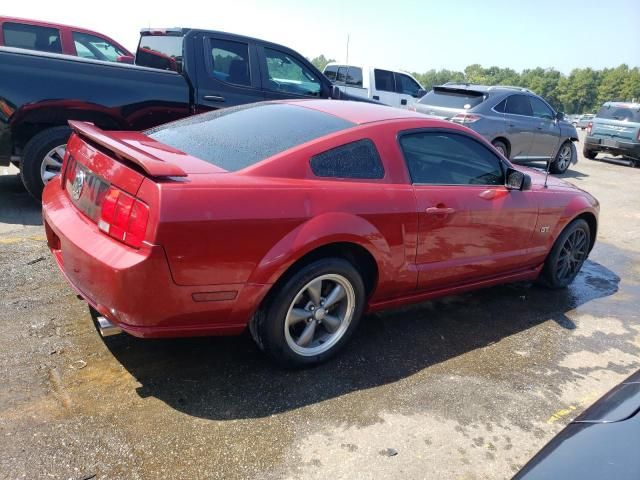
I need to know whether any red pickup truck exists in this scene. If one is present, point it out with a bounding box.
[0,16,133,63]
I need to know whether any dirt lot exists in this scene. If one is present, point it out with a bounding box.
[1,131,639,480]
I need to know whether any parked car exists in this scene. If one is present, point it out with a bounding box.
[323,63,426,109]
[567,114,580,126]
[514,369,640,480]
[0,28,366,199]
[583,102,640,164]
[0,16,133,63]
[42,100,599,367]
[577,113,595,129]
[412,84,578,173]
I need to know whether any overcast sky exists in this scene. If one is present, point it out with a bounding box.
[4,0,640,73]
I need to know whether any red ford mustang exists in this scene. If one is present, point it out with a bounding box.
[42,100,599,367]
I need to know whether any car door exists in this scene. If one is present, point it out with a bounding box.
[529,96,561,159]
[394,72,422,108]
[258,46,325,100]
[371,69,397,105]
[503,94,535,160]
[195,35,264,111]
[397,130,539,291]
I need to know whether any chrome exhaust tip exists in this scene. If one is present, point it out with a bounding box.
[95,315,122,337]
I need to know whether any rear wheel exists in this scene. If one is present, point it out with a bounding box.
[539,219,590,289]
[583,146,597,160]
[20,126,71,200]
[251,258,365,368]
[492,140,509,159]
[550,141,575,174]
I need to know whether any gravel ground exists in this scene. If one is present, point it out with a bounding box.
[1,131,639,480]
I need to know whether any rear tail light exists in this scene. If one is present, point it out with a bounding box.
[452,113,481,124]
[63,155,77,191]
[587,122,593,134]
[98,186,149,248]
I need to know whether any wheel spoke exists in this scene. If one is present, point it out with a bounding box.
[323,284,345,309]
[54,146,66,160]
[322,315,341,333]
[306,280,322,305]
[288,308,310,325]
[296,321,316,347]
[42,170,57,181]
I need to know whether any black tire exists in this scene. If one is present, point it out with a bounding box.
[251,258,366,368]
[492,140,509,159]
[549,141,575,174]
[539,219,590,289]
[20,126,71,200]
[583,146,597,160]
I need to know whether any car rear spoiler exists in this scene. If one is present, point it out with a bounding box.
[433,86,484,96]
[68,121,187,177]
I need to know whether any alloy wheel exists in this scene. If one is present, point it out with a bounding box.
[556,228,588,282]
[284,273,356,356]
[557,144,572,171]
[40,144,66,184]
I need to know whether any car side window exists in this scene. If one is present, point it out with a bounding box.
[493,98,507,113]
[336,66,347,84]
[346,67,363,87]
[72,32,126,62]
[374,69,395,92]
[529,96,555,120]
[3,22,62,54]
[323,65,338,81]
[395,73,421,97]
[504,94,533,116]
[310,139,384,180]
[209,39,251,86]
[399,131,504,186]
[264,48,321,97]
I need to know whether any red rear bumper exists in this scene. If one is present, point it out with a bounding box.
[42,176,269,338]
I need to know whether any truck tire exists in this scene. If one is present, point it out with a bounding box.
[583,146,597,160]
[20,126,71,200]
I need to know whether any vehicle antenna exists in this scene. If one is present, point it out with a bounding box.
[544,158,551,188]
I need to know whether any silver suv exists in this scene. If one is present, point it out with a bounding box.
[412,84,579,173]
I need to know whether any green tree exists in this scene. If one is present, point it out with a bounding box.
[309,54,335,72]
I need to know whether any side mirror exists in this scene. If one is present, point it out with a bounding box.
[555,111,564,121]
[415,88,427,98]
[116,55,135,64]
[506,168,531,191]
[331,85,342,99]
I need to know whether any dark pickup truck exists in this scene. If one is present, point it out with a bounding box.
[0,28,355,199]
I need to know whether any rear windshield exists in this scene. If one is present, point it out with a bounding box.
[136,34,184,71]
[596,105,640,122]
[146,103,355,171]
[418,88,486,109]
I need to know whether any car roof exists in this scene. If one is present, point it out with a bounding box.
[283,100,428,125]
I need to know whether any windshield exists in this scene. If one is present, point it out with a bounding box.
[596,105,640,122]
[418,88,486,109]
[146,103,355,171]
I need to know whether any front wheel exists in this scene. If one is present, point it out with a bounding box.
[549,141,575,174]
[251,258,365,368]
[539,219,591,289]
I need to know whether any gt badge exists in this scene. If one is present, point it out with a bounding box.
[540,226,550,233]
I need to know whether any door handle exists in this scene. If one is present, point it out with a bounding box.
[373,95,380,100]
[203,95,225,102]
[426,207,455,215]
[401,99,407,105]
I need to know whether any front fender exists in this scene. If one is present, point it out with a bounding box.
[551,194,598,246]
[248,212,391,286]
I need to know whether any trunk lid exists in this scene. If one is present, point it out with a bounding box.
[414,86,487,120]
[591,103,640,142]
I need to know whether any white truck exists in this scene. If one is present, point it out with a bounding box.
[323,63,426,109]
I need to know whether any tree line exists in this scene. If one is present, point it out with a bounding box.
[310,55,640,115]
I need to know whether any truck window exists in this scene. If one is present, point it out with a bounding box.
[395,73,421,97]
[209,39,250,86]
[374,69,394,92]
[3,22,62,54]
[336,66,347,84]
[137,34,183,72]
[263,48,321,97]
[324,65,338,81]
[346,67,363,87]
[72,32,126,62]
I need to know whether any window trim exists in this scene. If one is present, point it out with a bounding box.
[204,37,253,88]
[396,128,508,187]
[309,138,386,181]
